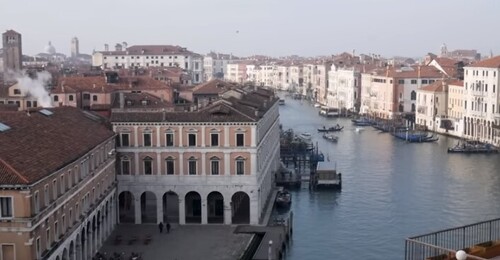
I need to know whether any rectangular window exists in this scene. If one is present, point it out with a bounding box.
[166,133,174,146]
[52,180,57,200]
[1,244,14,260]
[43,187,51,208]
[236,160,245,175]
[421,79,428,84]
[46,228,51,249]
[36,238,41,258]
[54,221,59,240]
[166,160,174,175]
[60,175,65,194]
[410,79,417,84]
[121,133,130,147]
[211,133,219,146]
[188,160,197,175]
[121,160,130,175]
[0,197,13,218]
[398,79,404,84]
[236,133,244,147]
[188,134,196,146]
[211,160,219,175]
[69,209,73,224]
[143,133,152,147]
[62,215,66,233]
[144,159,153,175]
[33,191,40,214]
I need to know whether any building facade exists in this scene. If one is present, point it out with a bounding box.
[327,67,361,111]
[111,87,281,226]
[0,107,117,260]
[92,45,204,84]
[203,52,235,81]
[2,30,22,72]
[462,56,500,146]
[415,80,448,132]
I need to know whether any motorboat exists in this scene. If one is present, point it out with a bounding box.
[448,141,499,153]
[314,103,321,108]
[298,132,312,140]
[352,117,372,126]
[322,133,338,142]
[355,127,364,133]
[279,99,285,105]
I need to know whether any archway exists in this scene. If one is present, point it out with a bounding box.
[185,191,201,223]
[207,192,224,224]
[62,248,69,260]
[162,191,179,223]
[118,191,135,223]
[96,211,101,248]
[69,240,75,260]
[231,192,250,224]
[141,191,157,223]
[56,256,60,260]
[80,228,85,260]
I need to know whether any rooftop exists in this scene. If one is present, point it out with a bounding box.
[467,56,500,68]
[98,45,201,57]
[0,107,115,185]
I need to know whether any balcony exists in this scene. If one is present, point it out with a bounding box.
[405,218,500,260]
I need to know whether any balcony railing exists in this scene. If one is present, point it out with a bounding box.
[405,218,500,260]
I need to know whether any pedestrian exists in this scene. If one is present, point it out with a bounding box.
[158,222,164,233]
[166,222,171,233]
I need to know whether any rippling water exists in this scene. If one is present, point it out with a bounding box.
[278,97,500,260]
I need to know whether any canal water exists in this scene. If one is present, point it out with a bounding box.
[278,96,500,260]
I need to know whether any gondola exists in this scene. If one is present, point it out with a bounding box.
[317,125,344,132]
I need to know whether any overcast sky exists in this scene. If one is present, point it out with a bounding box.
[1,0,499,58]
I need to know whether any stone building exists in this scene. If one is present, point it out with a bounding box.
[0,107,117,260]
[110,86,281,226]
[2,30,22,72]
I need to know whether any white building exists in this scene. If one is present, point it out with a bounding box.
[462,56,500,146]
[415,80,449,132]
[327,66,361,111]
[203,52,235,81]
[447,80,465,136]
[92,45,204,84]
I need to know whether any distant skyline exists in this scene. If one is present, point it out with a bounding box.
[1,0,499,58]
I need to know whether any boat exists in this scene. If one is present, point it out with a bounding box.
[279,99,285,105]
[276,190,292,208]
[355,127,364,133]
[448,141,499,154]
[352,117,372,126]
[319,107,340,117]
[314,103,321,108]
[314,162,342,189]
[322,133,338,142]
[392,131,439,143]
[298,132,312,140]
[317,125,344,132]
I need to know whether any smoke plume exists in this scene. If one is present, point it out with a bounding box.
[7,70,53,108]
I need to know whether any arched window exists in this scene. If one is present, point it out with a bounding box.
[410,91,416,101]
[143,156,153,175]
[235,156,245,175]
[210,156,220,175]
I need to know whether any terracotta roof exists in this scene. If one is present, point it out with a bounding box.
[99,45,199,56]
[53,75,171,94]
[447,79,464,87]
[192,79,236,95]
[111,92,173,109]
[111,88,278,123]
[3,30,19,35]
[467,56,500,68]
[420,80,446,92]
[0,107,115,185]
[370,65,444,78]
[433,57,458,67]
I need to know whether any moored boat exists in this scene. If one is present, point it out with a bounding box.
[448,141,499,154]
[298,132,312,140]
[351,117,372,126]
[322,133,338,142]
[279,99,285,105]
[276,190,292,208]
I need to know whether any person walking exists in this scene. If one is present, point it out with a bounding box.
[158,222,164,233]
[166,222,171,233]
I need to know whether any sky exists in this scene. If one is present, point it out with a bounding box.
[1,0,499,58]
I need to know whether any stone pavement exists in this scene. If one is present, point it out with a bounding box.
[99,224,253,260]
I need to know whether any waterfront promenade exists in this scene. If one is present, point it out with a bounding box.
[100,224,253,260]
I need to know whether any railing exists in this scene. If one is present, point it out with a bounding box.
[405,218,500,260]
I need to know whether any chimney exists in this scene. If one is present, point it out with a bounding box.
[115,44,122,51]
[104,44,109,51]
[119,92,124,109]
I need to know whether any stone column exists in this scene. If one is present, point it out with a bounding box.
[201,126,206,147]
[224,152,230,175]
[156,152,162,175]
[224,200,232,225]
[224,126,229,147]
[201,152,206,176]
[201,198,208,224]
[250,198,259,225]
[87,228,92,260]
[179,198,186,225]
[134,197,142,224]
[157,193,164,223]
[179,153,184,175]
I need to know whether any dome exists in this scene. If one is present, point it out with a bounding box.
[44,41,56,55]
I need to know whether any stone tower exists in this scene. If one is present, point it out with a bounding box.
[2,30,22,72]
[71,37,79,58]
